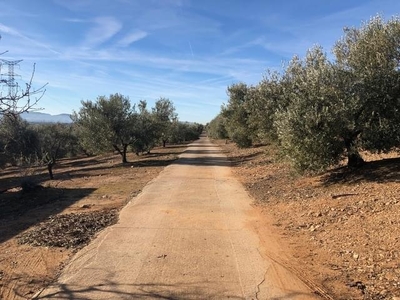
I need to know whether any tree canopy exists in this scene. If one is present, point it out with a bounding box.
[72,93,137,163]
[152,97,177,147]
[212,15,400,172]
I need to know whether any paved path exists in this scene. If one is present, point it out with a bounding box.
[38,136,320,299]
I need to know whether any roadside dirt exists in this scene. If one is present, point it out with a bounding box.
[217,140,400,300]
[2,139,399,300]
[0,145,186,300]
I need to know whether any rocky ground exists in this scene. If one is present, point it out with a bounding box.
[217,140,400,300]
[0,145,186,300]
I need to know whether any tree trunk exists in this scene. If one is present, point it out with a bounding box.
[113,145,128,163]
[122,144,128,163]
[162,139,167,148]
[344,136,365,168]
[347,152,365,168]
[47,163,54,180]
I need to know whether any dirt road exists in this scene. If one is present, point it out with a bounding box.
[36,136,320,299]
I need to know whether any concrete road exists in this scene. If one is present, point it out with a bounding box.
[37,136,320,299]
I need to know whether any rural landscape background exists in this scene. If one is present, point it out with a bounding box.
[1,1,400,299]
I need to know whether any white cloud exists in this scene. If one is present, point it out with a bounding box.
[118,30,148,47]
[0,22,22,36]
[0,22,61,55]
[222,37,269,56]
[53,46,268,83]
[63,18,89,23]
[84,16,122,47]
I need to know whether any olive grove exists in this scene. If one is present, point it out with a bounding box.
[211,16,400,172]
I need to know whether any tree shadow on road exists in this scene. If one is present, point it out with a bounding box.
[183,149,223,155]
[175,156,232,167]
[34,280,242,300]
[184,144,216,148]
[33,279,320,300]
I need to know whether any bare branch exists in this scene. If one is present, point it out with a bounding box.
[0,59,47,116]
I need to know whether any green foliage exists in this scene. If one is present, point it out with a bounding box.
[131,100,158,155]
[1,90,193,176]
[212,15,400,172]
[152,97,177,147]
[72,93,137,163]
[231,127,252,148]
[73,95,186,157]
[245,72,286,143]
[0,115,40,165]
[185,122,203,141]
[274,46,345,172]
[34,123,77,179]
[222,82,254,146]
[207,114,228,139]
[333,15,400,155]
[0,115,79,178]
[169,121,202,144]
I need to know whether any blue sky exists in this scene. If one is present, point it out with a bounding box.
[0,0,399,124]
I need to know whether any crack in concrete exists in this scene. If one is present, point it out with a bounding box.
[255,268,268,300]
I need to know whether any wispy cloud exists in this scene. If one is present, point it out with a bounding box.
[0,22,61,55]
[63,18,90,23]
[0,22,20,36]
[54,46,268,81]
[118,30,148,47]
[222,37,267,56]
[188,41,194,57]
[84,16,122,47]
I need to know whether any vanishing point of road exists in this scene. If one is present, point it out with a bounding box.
[37,135,321,300]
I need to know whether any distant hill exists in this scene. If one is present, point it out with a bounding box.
[21,112,72,123]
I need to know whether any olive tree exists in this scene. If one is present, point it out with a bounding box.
[210,15,400,172]
[275,16,400,172]
[72,93,137,163]
[169,121,202,144]
[152,97,177,147]
[207,114,228,139]
[35,123,78,179]
[0,115,39,165]
[0,117,78,179]
[275,46,345,172]
[131,100,159,155]
[221,82,253,147]
[333,15,400,165]
[245,71,289,143]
